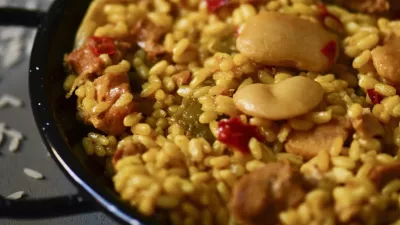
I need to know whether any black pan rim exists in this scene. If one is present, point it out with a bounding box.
[27,0,156,224]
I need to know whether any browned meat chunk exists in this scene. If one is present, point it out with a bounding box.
[67,37,131,77]
[80,72,134,136]
[371,36,400,84]
[230,162,306,225]
[352,113,384,138]
[94,72,131,103]
[369,162,400,188]
[91,102,134,136]
[285,120,349,160]
[132,19,167,59]
[172,70,191,86]
[112,141,146,165]
[66,47,103,76]
[329,0,389,13]
[112,41,132,63]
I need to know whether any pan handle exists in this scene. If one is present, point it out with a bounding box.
[0,7,45,27]
[0,194,100,219]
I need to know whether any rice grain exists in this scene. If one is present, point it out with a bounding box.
[0,94,23,108]
[5,128,23,140]
[6,191,25,200]
[23,168,44,180]
[8,137,20,152]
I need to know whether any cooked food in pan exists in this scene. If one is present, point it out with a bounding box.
[63,0,400,224]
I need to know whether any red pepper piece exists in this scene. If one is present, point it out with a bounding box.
[321,40,337,65]
[87,36,117,57]
[218,117,264,154]
[317,3,343,28]
[367,89,384,104]
[206,0,231,12]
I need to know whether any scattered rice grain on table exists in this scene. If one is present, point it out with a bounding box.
[23,168,44,180]
[0,94,25,151]
[0,122,24,152]
[6,191,25,200]
[63,0,400,224]
[8,137,21,152]
[1,38,23,69]
[5,128,24,140]
[0,94,23,108]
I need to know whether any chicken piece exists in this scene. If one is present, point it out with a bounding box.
[329,0,389,13]
[371,36,400,84]
[66,46,103,76]
[110,41,132,63]
[90,102,134,136]
[132,19,168,59]
[369,162,400,188]
[94,71,131,103]
[67,36,132,78]
[80,72,134,136]
[172,70,191,86]
[352,113,384,138]
[230,162,306,225]
[112,141,146,165]
[285,120,349,160]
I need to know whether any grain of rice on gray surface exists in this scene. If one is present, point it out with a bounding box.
[0,126,25,152]
[6,191,25,200]
[5,128,24,140]
[0,94,23,108]
[0,98,6,108]
[0,27,25,41]
[23,168,44,180]
[8,138,21,152]
[1,38,23,69]
[0,94,24,151]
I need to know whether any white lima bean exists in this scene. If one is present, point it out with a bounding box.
[233,76,324,120]
[236,11,339,73]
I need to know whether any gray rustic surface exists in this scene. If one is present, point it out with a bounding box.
[0,0,118,224]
